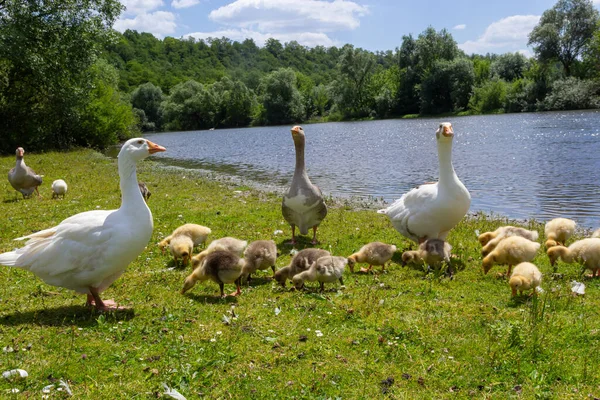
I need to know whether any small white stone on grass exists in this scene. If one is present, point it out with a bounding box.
[2,369,28,380]
[163,383,187,400]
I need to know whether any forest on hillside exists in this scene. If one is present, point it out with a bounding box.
[1,0,600,153]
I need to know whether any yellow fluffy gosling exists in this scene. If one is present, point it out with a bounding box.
[274,248,330,287]
[241,240,278,282]
[544,218,576,248]
[169,235,194,266]
[509,262,542,297]
[347,242,397,273]
[292,255,347,291]
[181,250,245,297]
[547,238,600,277]
[482,236,540,275]
[480,226,539,256]
[159,224,211,254]
[402,239,452,269]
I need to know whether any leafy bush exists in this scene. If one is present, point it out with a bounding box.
[542,77,600,110]
[468,79,507,114]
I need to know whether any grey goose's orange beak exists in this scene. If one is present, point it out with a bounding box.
[147,140,166,154]
[291,125,302,135]
[442,124,454,137]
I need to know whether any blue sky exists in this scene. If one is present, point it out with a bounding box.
[115,0,600,56]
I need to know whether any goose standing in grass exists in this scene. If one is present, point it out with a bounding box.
[0,138,166,311]
[181,250,244,297]
[509,262,542,297]
[292,255,347,291]
[274,248,330,287]
[347,242,397,273]
[378,123,470,244]
[51,179,68,199]
[282,126,327,244]
[544,218,576,248]
[8,147,43,198]
[482,236,540,276]
[547,238,600,277]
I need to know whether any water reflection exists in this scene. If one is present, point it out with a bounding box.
[131,110,600,227]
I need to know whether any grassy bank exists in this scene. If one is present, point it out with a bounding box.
[0,149,599,399]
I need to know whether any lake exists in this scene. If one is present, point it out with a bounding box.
[143,110,600,228]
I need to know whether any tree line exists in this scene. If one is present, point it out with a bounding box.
[1,0,600,154]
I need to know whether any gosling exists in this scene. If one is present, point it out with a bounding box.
[51,179,68,199]
[509,262,542,297]
[402,239,452,269]
[482,236,540,276]
[159,224,212,254]
[241,240,278,282]
[480,226,539,256]
[547,238,600,277]
[544,218,576,249]
[347,242,397,273]
[169,235,194,266]
[192,236,248,269]
[274,248,330,287]
[181,250,245,297]
[292,255,347,291]
[138,182,151,202]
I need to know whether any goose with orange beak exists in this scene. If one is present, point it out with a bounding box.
[282,126,328,244]
[0,138,166,311]
[378,122,470,244]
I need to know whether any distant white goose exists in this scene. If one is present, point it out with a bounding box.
[0,138,166,311]
[282,125,327,244]
[378,122,470,243]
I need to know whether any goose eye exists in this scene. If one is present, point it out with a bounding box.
[137,140,144,145]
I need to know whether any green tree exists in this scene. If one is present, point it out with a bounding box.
[257,68,304,125]
[420,58,474,114]
[160,80,216,131]
[490,53,530,81]
[528,0,599,76]
[131,82,165,130]
[330,45,376,118]
[211,77,256,128]
[0,0,125,153]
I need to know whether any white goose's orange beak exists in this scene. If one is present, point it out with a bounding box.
[147,140,166,154]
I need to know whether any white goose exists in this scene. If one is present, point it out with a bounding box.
[378,123,470,243]
[0,138,166,311]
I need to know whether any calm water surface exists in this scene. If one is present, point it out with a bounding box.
[144,110,600,228]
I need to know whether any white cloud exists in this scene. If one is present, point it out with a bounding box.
[453,24,466,30]
[114,11,177,37]
[171,0,200,9]
[185,29,338,47]
[119,0,163,15]
[208,0,369,33]
[459,15,540,55]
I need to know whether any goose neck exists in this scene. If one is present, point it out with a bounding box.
[118,155,147,213]
[437,140,458,184]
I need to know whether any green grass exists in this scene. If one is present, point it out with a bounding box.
[0,149,599,399]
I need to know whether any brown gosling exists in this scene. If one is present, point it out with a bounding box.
[274,248,330,287]
[292,255,347,291]
[138,182,151,202]
[544,218,576,249]
[482,236,540,276]
[480,226,539,256]
[347,242,397,273]
[192,237,248,269]
[402,239,452,269]
[181,250,245,297]
[158,224,212,254]
[509,262,542,297]
[547,238,600,277]
[241,240,278,282]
